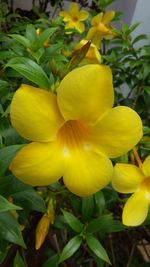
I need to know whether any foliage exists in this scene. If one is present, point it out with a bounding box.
[0,0,150,266]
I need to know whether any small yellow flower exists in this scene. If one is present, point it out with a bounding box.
[86,10,115,48]
[9,65,142,197]
[112,155,150,226]
[75,40,101,65]
[59,2,89,33]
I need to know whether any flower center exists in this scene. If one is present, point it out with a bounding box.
[72,16,78,22]
[57,120,91,154]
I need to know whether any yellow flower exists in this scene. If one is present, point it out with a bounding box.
[9,65,142,197]
[75,40,101,65]
[112,155,150,226]
[86,11,115,48]
[59,2,89,33]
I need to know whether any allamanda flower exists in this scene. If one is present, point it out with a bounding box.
[112,155,150,226]
[86,10,115,48]
[10,64,142,197]
[59,2,89,33]
[75,40,101,65]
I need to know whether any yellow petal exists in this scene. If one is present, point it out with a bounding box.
[10,84,64,142]
[9,141,66,186]
[142,155,150,177]
[69,3,79,15]
[78,10,89,21]
[86,27,96,40]
[92,106,143,158]
[63,149,113,197]
[75,21,85,33]
[57,65,114,123]
[59,11,71,21]
[102,11,115,24]
[91,13,103,26]
[65,21,76,30]
[122,190,149,226]
[112,163,145,193]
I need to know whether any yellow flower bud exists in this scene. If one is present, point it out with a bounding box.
[35,214,51,250]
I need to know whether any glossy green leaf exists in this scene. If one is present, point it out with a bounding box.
[25,24,37,47]
[144,86,150,95]
[0,175,32,198]
[62,209,83,233]
[86,234,111,264]
[94,191,106,216]
[5,57,51,89]
[42,254,59,267]
[0,195,22,213]
[82,195,94,220]
[9,34,31,48]
[13,251,26,267]
[0,145,23,176]
[59,235,82,263]
[0,240,9,264]
[86,214,125,233]
[13,189,46,213]
[0,212,26,248]
[37,27,57,48]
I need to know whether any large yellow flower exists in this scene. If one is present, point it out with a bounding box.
[86,11,115,48]
[112,156,150,226]
[9,65,142,197]
[59,2,89,33]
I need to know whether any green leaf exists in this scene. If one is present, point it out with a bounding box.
[133,34,148,44]
[25,24,37,47]
[144,86,150,95]
[86,214,125,233]
[9,34,31,48]
[86,234,111,264]
[82,195,94,220]
[6,57,51,89]
[94,191,106,216]
[0,212,26,248]
[0,175,32,198]
[37,27,57,48]
[59,235,82,263]
[0,145,23,176]
[42,253,59,267]
[0,195,22,213]
[62,209,83,233]
[0,240,9,264]
[13,251,26,267]
[13,189,46,213]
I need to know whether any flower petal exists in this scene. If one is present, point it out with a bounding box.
[79,10,89,21]
[59,11,71,21]
[63,149,113,197]
[69,3,79,15]
[10,84,64,142]
[75,21,85,33]
[102,11,115,24]
[142,155,150,177]
[112,163,145,193]
[57,65,114,123]
[91,13,103,26]
[9,141,66,186]
[86,27,96,40]
[92,106,143,158]
[122,190,149,226]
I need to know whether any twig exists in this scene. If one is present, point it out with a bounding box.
[109,234,116,267]
[125,245,135,267]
